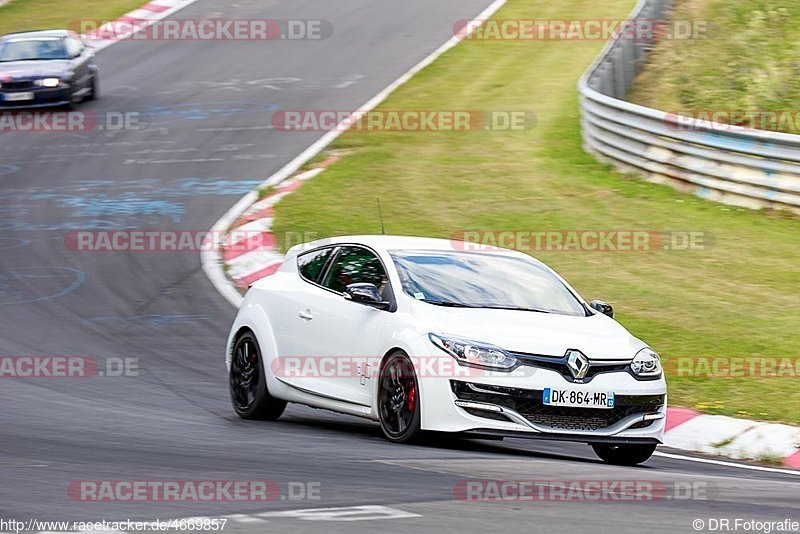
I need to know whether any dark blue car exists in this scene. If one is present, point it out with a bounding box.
[0,30,98,109]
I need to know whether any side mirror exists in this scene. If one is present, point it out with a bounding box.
[590,300,614,318]
[344,283,390,310]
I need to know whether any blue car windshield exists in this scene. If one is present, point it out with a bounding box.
[0,39,68,61]
[389,250,587,316]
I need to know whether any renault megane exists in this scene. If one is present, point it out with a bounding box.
[226,235,666,465]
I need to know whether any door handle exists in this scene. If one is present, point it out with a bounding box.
[298,310,314,321]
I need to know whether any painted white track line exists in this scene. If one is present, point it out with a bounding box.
[200,0,510,308]
[654,451,800,476]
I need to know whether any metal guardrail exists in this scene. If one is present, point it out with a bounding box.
[578,0,800,212]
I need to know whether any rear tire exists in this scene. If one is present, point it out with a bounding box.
[591,443,657,466]
[229,331,286,420]
[378,351,421,443]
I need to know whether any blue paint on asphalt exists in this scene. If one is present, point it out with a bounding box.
[0,219,135,231]
[0,237,30,250]
[0,266,86,305]
[1,178,264,229]
[83,314,209,326]
[143,101,279,122]
[58,196,185,223]
[0,164,21,177]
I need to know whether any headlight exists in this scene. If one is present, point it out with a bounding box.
[429,333,517,370]
[35,78,61,87]
[631,348,662,378]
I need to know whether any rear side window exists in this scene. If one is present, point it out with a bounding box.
[321,246,388,294]
[297,247,334,283]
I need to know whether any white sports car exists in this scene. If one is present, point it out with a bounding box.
[226,235,667,465]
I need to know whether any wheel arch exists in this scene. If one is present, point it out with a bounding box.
[370,346,415,421]
[229,325,255,355]
[225,297,279,370]
[226,301,288,400]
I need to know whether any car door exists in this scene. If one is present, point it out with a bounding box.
[291,245,396,407]
[266,245,336,365]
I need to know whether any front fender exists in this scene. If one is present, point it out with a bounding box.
[368,331,441,423]
[225,291,289,400]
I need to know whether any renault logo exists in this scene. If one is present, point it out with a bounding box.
[565,350,590,380]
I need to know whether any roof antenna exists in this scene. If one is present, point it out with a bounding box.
[376,197,386,235]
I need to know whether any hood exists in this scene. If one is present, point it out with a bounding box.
[413,302,647,360]
[0,60,71,79]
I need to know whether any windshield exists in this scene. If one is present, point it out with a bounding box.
[0,39,68,62]
[390,250,587,316]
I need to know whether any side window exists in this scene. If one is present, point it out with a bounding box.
[322,246,388,294]
[297,247,334,284]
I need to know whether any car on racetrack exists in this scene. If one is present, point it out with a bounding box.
[226,235,667,465]
[0,30,98,109]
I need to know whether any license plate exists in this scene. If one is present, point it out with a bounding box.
[2,92,34,102]
[543,388,615,409]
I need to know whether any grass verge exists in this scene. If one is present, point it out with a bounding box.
[271,0,800,424]
[629,0,800,133]
[0,0,146,36]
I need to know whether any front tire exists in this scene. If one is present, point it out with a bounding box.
[229,331,286,420]
[87,74,98,101]
[64,89,78,110]
[591,443,657,466]
[378,352,421,443]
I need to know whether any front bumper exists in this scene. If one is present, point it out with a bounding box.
[418,366,667,444]
[451,380,664,443]
[0,87,71,110]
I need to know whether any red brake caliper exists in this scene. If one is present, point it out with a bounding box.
[406,381,416,412]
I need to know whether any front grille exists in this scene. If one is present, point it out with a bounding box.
[511,351,630,383]
[521,404,656,431]
[1,81,34,90]
[451,380,663,431]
